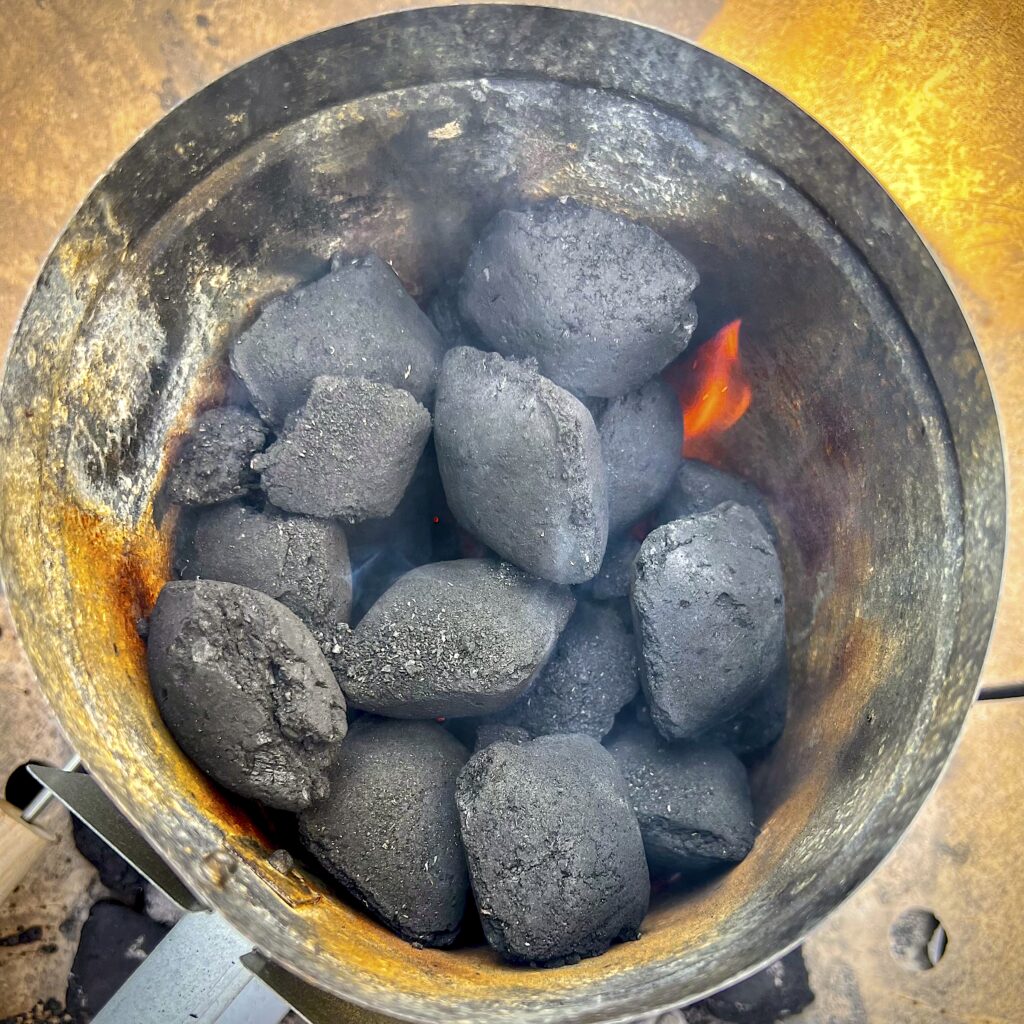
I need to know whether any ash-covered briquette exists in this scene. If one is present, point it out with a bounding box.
[230,254,445,423]
[298,718,469,947]
[459,202,698,398]
[598,379,683,533]
[702,658,789,755]
[175,500,352,634]
[427,283,477,349]
[473,722,531,753]
[456,734,650,967]
[326,558,575,718]
[632,503,785,742]
[165,406,267,506]
[606,721,757,872]
[146,580,347,812]
[658,458,775,539]
[494,602,639,740]
[253,375,431,522]
[583,532,642,601]
[434,346,608,584]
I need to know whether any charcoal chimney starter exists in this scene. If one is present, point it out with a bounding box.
[0,6,1004,1022]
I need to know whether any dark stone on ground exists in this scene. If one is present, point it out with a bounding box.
[164,406,267,506]
[598,379,682,533]
[698,948,814,1024]
[325,559,574,718]
[582,532,642,601]
[701,659,789,755]
[606,721,756,872]
[459,201,698,397]
[434,346,608,584]
[298,718,469,947]
[176,500,352,633]
[147,579,347,811]
[71,816,145,906]
[494,601,639,740]
[632,504,785,741]
[456,733,649,967]
[231,254,445,423]
[253,375,431,522]
[658,459,775,539]
[65,901,169,1024]
[473,722,530,752]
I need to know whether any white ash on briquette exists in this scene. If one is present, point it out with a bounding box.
[607,721,757,873]
[149,201,790,968]
[484,600,639,741]
[176,499,352,634]
[324,558,575,719]
[459,201,699,397]
[298,718,469,948]
[230,253,445,423]
[632,502,786,743]
[597,377,683,533]
[456,734,650,966]
[146,579,347,812]
[164,405,268,506]
[253,374,431,522]
[433,345,608,584]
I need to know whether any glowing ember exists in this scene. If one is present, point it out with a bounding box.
[666,319,751,456]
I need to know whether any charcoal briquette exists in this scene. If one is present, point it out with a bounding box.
[456,734,649,966]
[253,375,431,522]
[231,254,444,423]
[459,202,698,397]
[598,378,683,532]
[434,346,608,584]
[632,503,785,741]
[658,458,775,538]
[427,282,477,349]
[165,406,267,506]
[606,721,757,872]
[701,658,789,755]
[147,579,347,811]
[494,601,639,740]
[176,500,352,633]
[327,558,575,718]
[298,718,469,947]
[583,532,642,601]
[473,722,531,753]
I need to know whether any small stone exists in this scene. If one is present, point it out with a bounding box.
[298,718,469,947]
[598,379,683,532]
[231,254,444,423]
[456,734,649,966]
[658,459,775,539]
[427,282,477,349]
[327,559,575,718]
[606,721,757,872]
[147,580,347,811]
[177,500,352,633]
[253,375,431,522]
[632,504,785,741]
[165,406,267,506]
[268,849,295,875]
[459,202,698,397]
[700,948,814,1023]
[434,346,607,584]
[494,602,639,740]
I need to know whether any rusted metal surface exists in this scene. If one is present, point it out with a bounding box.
[0,8,1004,1022]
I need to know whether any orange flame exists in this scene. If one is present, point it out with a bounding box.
[668,319,751,456]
